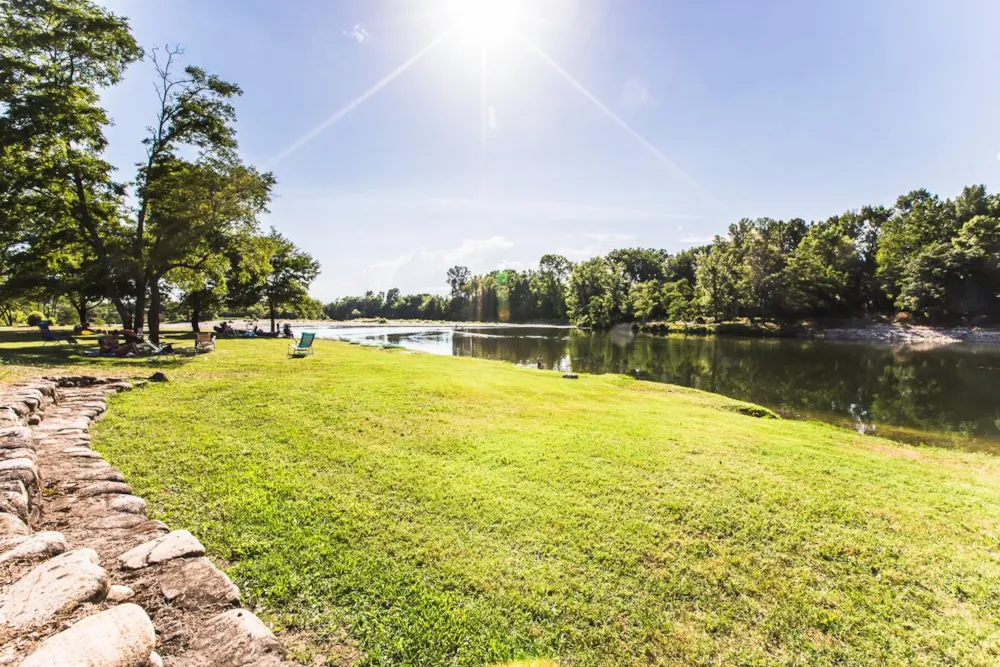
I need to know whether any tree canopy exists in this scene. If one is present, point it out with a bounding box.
[325,184,1000,327]
[1,0,319,335]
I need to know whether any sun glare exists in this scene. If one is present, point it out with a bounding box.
[447,0,522,48]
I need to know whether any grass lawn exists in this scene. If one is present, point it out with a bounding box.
[2,328,1000,665]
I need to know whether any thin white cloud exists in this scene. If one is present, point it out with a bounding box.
[584,232,635,244]
[368,237,515,292]
[680,235,714,245]
[621,77,659,111]
[343,24,369,43]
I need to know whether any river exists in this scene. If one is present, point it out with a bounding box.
[304,325,1000,453]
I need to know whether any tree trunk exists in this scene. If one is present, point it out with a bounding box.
[269,299,276,334]
[147,279,161,344]
[134,278,146,333]
[74,296,88,327]
[191,295,201,333]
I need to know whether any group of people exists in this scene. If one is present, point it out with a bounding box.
[90,329,173,357]
[212,321,295,339]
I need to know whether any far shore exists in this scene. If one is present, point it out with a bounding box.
[161,319,577,331]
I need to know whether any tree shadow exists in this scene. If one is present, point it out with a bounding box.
[0,329,196,374]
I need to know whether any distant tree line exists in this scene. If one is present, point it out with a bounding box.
[0,0,320,339]
[325,185,1000,327]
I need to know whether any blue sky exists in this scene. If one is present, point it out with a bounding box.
[99,0,1000,299]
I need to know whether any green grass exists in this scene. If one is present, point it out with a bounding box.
[2,329,1000,665]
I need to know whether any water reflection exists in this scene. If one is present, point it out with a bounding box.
[306,326,1000,453]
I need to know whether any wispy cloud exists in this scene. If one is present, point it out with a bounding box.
[680,235,714,245]
[343,24,369,43]
[561,232,636,259]
[584,232,635,244]
[368,236,515,291]
[620,77,659,111]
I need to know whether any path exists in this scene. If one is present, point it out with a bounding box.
[0,376,299,666]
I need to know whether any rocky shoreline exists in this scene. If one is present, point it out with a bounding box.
[812,324,1000,346]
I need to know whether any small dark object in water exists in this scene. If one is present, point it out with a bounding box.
[149,372,168,383]
[563,373,579,380]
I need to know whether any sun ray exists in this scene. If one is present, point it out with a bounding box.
[480,46,488,198]
[515,32,723,209]
[263,31,452,168]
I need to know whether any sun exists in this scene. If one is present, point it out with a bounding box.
[446,0,522,48]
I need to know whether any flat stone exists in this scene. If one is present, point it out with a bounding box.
[73,467,127,483]
[181,609,287,667]
[57,494,146,521]
[0,490,28,522]
[0,549,108,639]
[0,532,67,564]
[0,427,32,449]
[65,448,104,459]
[0,457,39,486]
[77,481,133,498]
[84,513,152,530]
[108,494,146,514]
[119,530,204,570]
[160,557,240,610]
[0,513,29,537]
[0,448,36,462]
[107,584,135,602]
[18,602,155,667]
[36,416,91,431]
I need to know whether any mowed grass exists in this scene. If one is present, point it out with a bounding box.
[3,331,1000,665]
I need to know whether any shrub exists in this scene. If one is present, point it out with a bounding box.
[26,311,46,326]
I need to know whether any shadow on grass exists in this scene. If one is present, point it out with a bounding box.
[0,329,197,374]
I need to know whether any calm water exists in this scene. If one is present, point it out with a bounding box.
[306,325,1000,453]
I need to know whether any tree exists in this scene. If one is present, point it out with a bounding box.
[566,257,620,327]
[261,230,320,333]
[532,254,572,321]
[629,281,663,323]
[1,0,142,326]
[695,238,740,321]
[141,151,275,341]
[783,222,859,317]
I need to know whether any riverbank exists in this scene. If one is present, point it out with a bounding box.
[0,331,998,665]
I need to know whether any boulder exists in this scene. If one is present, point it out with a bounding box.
[159,557,240,610]
[0,548,108,639]
[178,609,286,667]
[0,513,29,538]
[17,603,156,667]
[119,530,204,570]
[0,458,39,492]
[0,427,32,450]
[0,531,67,564]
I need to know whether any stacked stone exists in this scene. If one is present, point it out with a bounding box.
[0,377,300,667]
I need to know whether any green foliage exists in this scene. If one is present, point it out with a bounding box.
[26,311,45,326]
[261,229,320,331]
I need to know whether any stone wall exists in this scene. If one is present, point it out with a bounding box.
[0,376,300,667]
